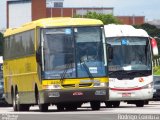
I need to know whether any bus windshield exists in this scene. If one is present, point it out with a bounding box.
[107,37,151,73]
[42,27,106,79]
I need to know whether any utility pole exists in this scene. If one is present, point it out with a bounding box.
[49,1,54,17]
[132,14,135,25]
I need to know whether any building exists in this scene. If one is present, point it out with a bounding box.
[6,0,145,28]
[7,0,113,28]
[117,16,145,25]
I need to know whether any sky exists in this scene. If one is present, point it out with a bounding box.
[0,0,160,29]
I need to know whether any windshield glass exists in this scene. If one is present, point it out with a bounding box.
[42,27,106,79]
[107,37,152,78]
[42,28,75,79]
[75,27,106,78]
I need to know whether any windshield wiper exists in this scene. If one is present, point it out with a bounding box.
[80,60,94,79]
[60,63,72,82]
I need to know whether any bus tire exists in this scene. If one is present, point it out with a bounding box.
[39,104,48,112]
[15,89,29,111]
[65,105,78,111]
[144,100,149,105]
[90,101,100,110]
[112,101,120,108]
[57,105,65,111]
[20,105,30,111]
[15,90,21,111]
[35,84,38,105]
[37,92,48,112]
[12,88,18,111]
[136,101,144,107]
[105,101,112,108]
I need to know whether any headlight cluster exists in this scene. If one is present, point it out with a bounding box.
[142,82,153,89]
[93,80,107,87]
[43,84,61,90]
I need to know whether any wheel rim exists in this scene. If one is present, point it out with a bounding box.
[37,94,41,108]
[13,92,19,111]
[16,93,20,110]
[16,94,19,105]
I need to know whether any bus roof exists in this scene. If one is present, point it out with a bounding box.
[4,18,103,37]
[104,24,149,37]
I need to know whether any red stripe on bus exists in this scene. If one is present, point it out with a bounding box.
[110,87,142,91]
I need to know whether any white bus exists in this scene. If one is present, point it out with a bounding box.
[105,24,158,107]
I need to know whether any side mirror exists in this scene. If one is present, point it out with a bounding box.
[107,44,113,62]
[150,37,158,56]
[36,48,42,65]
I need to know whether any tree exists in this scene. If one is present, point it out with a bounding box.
[134,23,160,38]
[0,32,3,55]
[75,12,121,25]
[134,23,160,56]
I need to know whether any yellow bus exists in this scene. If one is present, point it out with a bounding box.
[3,18,109,111]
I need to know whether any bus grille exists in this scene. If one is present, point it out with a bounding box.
[62,83,92,88]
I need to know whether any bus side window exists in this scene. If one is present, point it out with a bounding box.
[107,44,113,61]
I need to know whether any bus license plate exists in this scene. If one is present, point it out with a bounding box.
[122,93,131,97]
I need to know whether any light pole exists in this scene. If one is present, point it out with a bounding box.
[49,1,54,17]
[132,14,135,25]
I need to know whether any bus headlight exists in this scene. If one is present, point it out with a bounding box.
[142,82,153,89]
[43,84,61,90]
[93,82,107,87]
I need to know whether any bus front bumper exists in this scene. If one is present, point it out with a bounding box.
[39,88,108,104]
[109,88,153,101]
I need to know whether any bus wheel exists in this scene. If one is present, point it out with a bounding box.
[12,90,18,111]
[112,101,120,108]
[65,105,78,111]
[21,105,30,111]
[57,105,65,111]
[90,101,100,110]
[136,101,144,107]
[15,91,21,111]
[144,100,149,105]
[39,104,48,112]
[105,101,112,108]
[37,93,48,112]
[15,90,29,111]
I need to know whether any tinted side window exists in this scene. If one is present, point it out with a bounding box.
[4,30,35,59]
